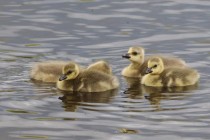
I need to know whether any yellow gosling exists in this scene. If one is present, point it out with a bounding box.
[87,60,112,75]
[141,57,200,87]
[121,46,186,78]
[30,60,112,83]
[30,61,68,83]
[56,62,119,92]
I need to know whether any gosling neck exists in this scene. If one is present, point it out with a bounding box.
[140,51,145,65]
[129,61,142,69]
[130,54,145,68]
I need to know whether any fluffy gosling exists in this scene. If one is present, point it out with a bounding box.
[141,57,200,87]
[30,61,68,83]
[121,46,186,78]
[30,60,112,83]
[87,60,112,75]
[56,62,119,92]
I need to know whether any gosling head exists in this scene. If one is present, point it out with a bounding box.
[59,62,80,81]
[146,57,164,75]
[122,46,145,64]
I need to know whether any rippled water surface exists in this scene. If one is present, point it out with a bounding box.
[1,0,210,139]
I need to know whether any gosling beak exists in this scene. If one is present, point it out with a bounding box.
[145,67,153,74]
[122,53,131,59]
[59,74,67,81]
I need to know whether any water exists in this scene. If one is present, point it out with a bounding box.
[0,0,210,139]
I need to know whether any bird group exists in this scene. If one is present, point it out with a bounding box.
[30,46,200,92]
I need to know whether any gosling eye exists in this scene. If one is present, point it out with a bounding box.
[153,64,157,68]
[131,52,138,56]
[66,70,73,75]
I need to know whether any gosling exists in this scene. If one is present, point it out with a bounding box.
[87,60,112,75]
[30,61,68,83]
[30,60,112,83]
[141,57,200,87]
[56,62,119,92]
[121,46,186,78]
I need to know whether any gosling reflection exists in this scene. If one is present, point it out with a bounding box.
[123,82,198,110]
[58,89,118,112]
[142,84,198,109]
[123,77,140,88]
[123,77,144,99]
[123,86,144,99]
[142,84,198,94]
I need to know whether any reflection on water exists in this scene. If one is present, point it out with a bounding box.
[59,89,118,112]
[142,85,198,110]
[59,89,118,103]
[124,76,198,111]
[1,0,210,139]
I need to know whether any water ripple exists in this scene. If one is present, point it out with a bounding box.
[0,0,210,140]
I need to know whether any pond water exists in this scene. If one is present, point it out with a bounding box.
[0,0,210,139]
